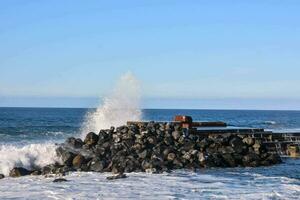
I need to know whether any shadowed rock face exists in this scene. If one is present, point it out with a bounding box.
[72,154,86,169]
[107,173,127,180]
[9,167,31,177]
[7,122,283,178]
[65,137,83,149]
[84,132,99,146]
[0,174,4,179]
[53,178,68,183]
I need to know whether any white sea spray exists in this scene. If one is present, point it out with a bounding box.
[80,72,142,138]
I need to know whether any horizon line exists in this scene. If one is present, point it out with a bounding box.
[0,106,299,112]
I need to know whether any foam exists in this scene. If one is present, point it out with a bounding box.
[0,171,300,199]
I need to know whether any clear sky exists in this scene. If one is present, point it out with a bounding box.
[0,0,300,109]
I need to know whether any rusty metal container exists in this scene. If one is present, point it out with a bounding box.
[174,115,193,123]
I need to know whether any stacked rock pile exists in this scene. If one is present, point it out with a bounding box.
[7,122,282,178]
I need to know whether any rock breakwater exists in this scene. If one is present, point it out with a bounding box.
[7,122,282,178]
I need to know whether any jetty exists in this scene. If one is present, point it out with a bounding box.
[7,115,286,178]
[128,115,300,158]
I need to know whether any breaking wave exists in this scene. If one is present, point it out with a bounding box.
[0,143,60,176]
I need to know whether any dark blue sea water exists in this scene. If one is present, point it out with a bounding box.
[1,107,300,199]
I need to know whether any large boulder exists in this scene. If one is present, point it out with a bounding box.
[218,146,235,154]
[72,154,86,169]
[84,132,99,146]
[242,153,260,167]
[0,174,4,179]
[41,163,64,175]
[229,136,247,154]
[65,137,84,149]
[198,138,213,150]
[56,146,76,166]
[107,173,127,180]
[89,158,106,172]
[243,137,255,146]
[266,153,282,165]
[138,149,149,159]
[172,131,181,141]
[253,140,262,154]
[222,153,236,167]
[53,178,68,183]
[9,167,31,177]
[167,152,176,162]
[31,170,42,176]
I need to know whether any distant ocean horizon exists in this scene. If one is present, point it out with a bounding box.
[2,96,300,111]
[1,106,300,111]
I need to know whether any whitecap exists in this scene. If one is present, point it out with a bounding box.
[263,121,277,125]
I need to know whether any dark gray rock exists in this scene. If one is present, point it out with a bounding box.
[138,149,149,159]
[107,173,127,180]
[198,138,213,150]
[89,158,106,172]
[84,132,99,146]
[218,146,235,154]
[242,153,260,166]
[222,153,236,167]
[167,153,176,162]
[229,136,247,154]
[9,167,31,177]
[172,131,181,141]
[72,154,86,169]
[55,165,74,175]
[0,174,4,179]
[53,178,68,182]
[243,137,255,146]
[266,153,282,165]
[56,147,76,166]
[65,137,84,149]
[31,170,42,176]
[41,163,64,175]
[253,140,262,154]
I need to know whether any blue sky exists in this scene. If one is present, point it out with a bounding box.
[0,0,300,109]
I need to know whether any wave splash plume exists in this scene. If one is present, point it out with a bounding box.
[81,72,142,138]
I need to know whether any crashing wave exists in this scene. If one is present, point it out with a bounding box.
[0,143,60,176]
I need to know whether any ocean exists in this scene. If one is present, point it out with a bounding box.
[1,107,300,199]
